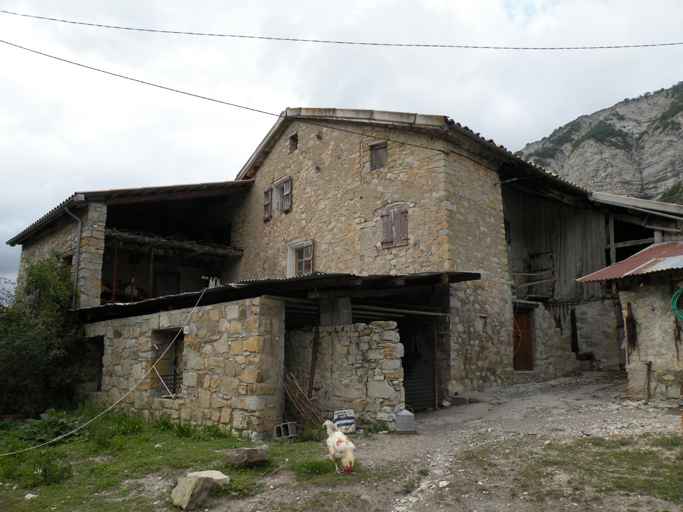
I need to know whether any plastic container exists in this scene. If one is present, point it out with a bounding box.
[333,409,356,433]
[395,408,414,432]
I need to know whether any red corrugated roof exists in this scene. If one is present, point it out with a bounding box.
[577,241,683,282]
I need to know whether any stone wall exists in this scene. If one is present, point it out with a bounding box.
[619,275,683,401]
[233,118,520,394]
[574,300,622,370]
[443,147,515,393]
[85,297,285,438]
[18,202,105,308]
[528,304,580,381]
[285,322,404,428]
[233,120,452,280]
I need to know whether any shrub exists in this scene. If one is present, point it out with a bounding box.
[0,253,88,417]
[17,409,87,445]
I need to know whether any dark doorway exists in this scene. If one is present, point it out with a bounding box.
[513,312,533,371]
[401,320,437,412]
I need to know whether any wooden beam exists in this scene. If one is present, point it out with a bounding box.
[611,237,655,249]
[352,304,448,318]
[105,229,243,257]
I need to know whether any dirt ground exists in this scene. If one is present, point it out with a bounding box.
[197,372,683,512]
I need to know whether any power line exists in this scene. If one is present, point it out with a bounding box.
[0,38,279,119]
[0,37,461,157]
[2,9,682,51]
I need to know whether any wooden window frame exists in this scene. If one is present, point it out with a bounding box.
[370,143,388,171]
[287,238,313,277]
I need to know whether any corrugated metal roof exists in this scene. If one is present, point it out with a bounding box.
[577,242,683,282]
[77,270,483,322]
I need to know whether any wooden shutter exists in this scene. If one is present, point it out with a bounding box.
[303,240,313,275]
[282,176,292,213]
[381,210,394,248]
[397,205,409,245]
[263,187,273,222]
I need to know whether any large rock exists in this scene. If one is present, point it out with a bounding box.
[171,470,230,510]
[223,445,270,465]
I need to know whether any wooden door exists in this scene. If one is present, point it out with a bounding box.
[513,312,533,371]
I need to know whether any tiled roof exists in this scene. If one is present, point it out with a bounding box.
[7,180,252,246]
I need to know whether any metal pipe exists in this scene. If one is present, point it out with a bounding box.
[308,326,319,399]
[149,247,154,299]
[63,207,82,306]
[111,239,118,303]
[433,324,438,409]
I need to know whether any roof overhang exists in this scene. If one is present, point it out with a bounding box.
[77,271,482,323]
[7,180,253,246]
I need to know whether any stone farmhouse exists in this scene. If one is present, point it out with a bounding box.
[8,108,683,437]
[579,240,683,401]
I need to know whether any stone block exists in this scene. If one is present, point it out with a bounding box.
[230,340,244,355]
[392,343,405,359]
[244,336,265,353]
[381,359,401,371]
[381,330,401,342]
[198,390,211,409]
[241,370,267,384]
[220,408,232,424]
[244,316,261,332]
[367,380,397,400]
[171,474,217,510]
[212,395,228,409]
[224,360,237,377]
[367,349,384,360]
[184,372,197,387]
[223,445,270,465]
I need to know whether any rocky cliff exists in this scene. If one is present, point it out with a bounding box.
[517,82,683,203]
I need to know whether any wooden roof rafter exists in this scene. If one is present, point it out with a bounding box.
[105,228,243,258]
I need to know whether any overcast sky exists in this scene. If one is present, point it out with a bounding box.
[2,0,683,282]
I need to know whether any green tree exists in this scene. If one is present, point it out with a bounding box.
[0,253,88,417]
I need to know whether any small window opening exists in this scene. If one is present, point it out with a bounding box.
[371,144,388,171]
[289,132,299,152]
[152,330,184,398]
[84,337,104,392]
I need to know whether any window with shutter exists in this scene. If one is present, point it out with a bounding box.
[263,176,293,222]
[381,205,409,248]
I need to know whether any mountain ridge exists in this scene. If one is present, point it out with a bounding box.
[517,82,683,204]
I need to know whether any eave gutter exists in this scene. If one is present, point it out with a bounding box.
[589,192,683,224]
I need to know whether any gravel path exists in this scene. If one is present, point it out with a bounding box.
[212,372,683,512]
